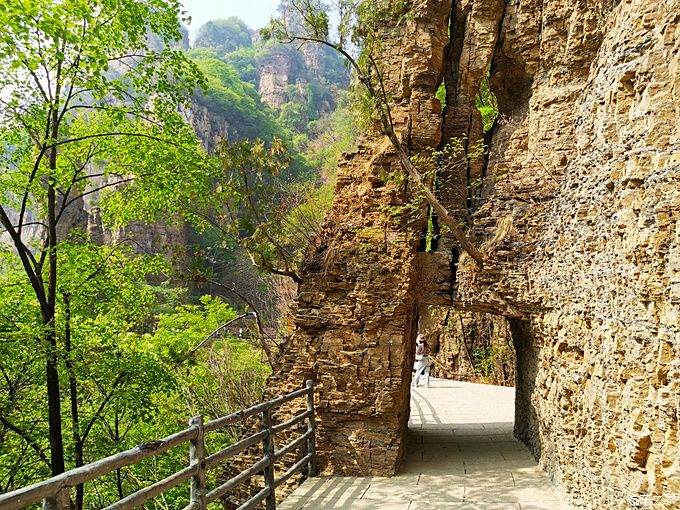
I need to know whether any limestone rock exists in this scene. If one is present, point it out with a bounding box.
[269,1,679,509]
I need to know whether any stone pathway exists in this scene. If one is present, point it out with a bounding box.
[279,379,570,509]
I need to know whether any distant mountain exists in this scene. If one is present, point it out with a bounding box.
[190,17,349,143]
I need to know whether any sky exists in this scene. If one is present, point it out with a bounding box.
[182,0,280,38]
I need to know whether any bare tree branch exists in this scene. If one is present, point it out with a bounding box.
[173,313,259,369]
[81,372,127,444]
[273,8,486,267]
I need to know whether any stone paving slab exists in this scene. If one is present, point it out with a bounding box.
[279,379,570,509]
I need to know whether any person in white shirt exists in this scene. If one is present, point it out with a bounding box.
[412,334,431,388]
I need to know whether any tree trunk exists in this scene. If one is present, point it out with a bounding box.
[45,104,65,477]
[362,63,486,268]
[64,294,84,509]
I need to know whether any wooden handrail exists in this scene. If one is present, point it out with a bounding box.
[102,465,198,510]
[275,453,313,489]
[272,409,311,433]
[274,430,312,461]
[205,457,269,503]
[0,381,317,510]
[204,431,267,469]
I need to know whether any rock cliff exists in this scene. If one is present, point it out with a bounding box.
[257,46,307,109]
[269,0,451,476]
[272,0,679,508]
[455,0,679,507]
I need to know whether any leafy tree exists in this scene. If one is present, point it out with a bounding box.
[169,41,337,338]
[176,134,328,297]
[435,82,447,110]
[0,239,269,507]
[278,100,310,133]
[0,0,211,480]
[0,251,47,491]
[263,0,485,267]
[223,46,260,86]
[194,17,252,55]
[183,49,324,297]
[151,295,270,415]
[187,44,355,291]
[0,240,170,501]
[214,138,305,282]
[55,242,174,507]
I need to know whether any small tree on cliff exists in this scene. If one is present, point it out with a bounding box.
[0,0,212,480]
[263,0,485,267]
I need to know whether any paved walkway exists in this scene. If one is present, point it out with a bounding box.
[279,379,570,509]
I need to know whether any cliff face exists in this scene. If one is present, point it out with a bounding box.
[273,0,679,508]
[257,49,306,109]
[455,0,679,507]
[255,41,347,115]
[269,0,451,476]
[185,100,234,154]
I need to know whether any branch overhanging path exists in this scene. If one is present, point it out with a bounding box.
[281,30,485,268]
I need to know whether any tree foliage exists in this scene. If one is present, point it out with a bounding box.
[0,239,269,504]
[183,15,355,292]
[305,91,359,180]
[0,1,352,504]
[0,0,216,490]
[214,138,315,283]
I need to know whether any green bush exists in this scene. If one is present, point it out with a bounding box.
[475,75,499,132]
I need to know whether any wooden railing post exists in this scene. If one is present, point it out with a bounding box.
[188,415,206,510]
[261,407,276,510]
[42,488,69,510]
[305,380,316,477]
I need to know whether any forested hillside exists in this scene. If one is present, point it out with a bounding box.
[183,14,355,331]
[0,1,354,505]
[3,0,677,508]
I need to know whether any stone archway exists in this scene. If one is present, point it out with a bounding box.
[403,301,539,460]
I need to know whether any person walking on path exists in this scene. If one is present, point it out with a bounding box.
[413,334,431,388]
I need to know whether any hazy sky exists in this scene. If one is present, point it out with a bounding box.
[182,0,280,38]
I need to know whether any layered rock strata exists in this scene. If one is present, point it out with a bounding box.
[455,0,679,508]
[269,0,451,476]
[272,0,679,509]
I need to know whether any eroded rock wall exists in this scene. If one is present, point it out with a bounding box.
[454,0,680,508]
[269,0,450,476]
[273,0,678,507]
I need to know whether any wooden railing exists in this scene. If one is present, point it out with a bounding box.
[0,381,316,510]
